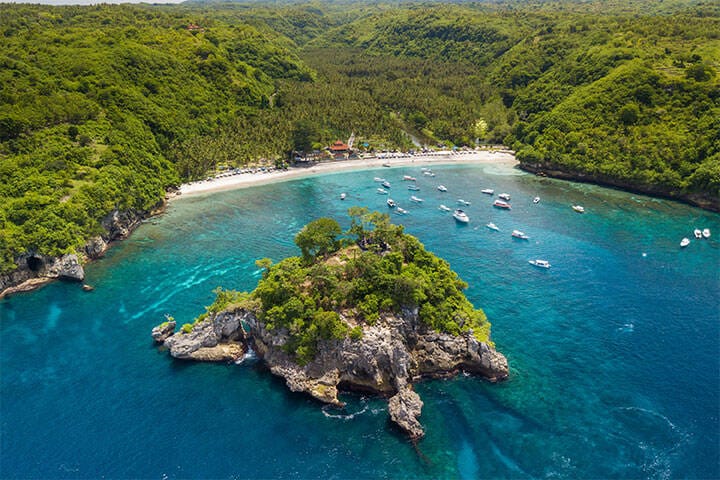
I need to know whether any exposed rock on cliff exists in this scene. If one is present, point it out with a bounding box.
[162,311,246,362]
[154,308,508,440]
[1,204,165,298]
[0,253,85,297]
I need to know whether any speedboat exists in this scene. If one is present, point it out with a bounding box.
[437,185,448,192]
[694,229,702,239]
[453,209,470,223]
[512,230,529,240]
[373,177,385,183]
[481,188,494,195]
[493,199,511,209]
[457,199,471,206]
[439,204,452,212]
[703,228,711,238]
[572,205,585,213]
[382,180,391,188]
[340,193,346,200]
[423,171,435,177]
[533,197,540,204]
[387,198,396,208]
[410,195,423,203]
[408,185,420,191]
[403,175,416,181]
[680,237,690,248]
[377,188,388,195]
[498,193,511,201]
[486,222,500,231]
[396,207,408,215]
[529,259,551,268]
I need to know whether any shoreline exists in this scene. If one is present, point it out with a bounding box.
[174,150,518,199]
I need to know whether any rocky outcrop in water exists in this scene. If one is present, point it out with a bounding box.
[162,312,246,362]
[154,307,508,440]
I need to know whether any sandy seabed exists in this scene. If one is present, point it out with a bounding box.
[174,150,518,199]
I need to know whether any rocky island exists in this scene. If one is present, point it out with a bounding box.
[153,209,508,440]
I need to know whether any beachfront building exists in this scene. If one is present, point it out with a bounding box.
[329,140,350,159]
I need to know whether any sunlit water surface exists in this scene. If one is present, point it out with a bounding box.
[2,162,719,478]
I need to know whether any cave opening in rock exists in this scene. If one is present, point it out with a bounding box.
[27,256,43,272]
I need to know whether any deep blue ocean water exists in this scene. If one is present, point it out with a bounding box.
[2,162,719,479]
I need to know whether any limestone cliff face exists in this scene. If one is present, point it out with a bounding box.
[155,307,508,440]
[0,204,165,298]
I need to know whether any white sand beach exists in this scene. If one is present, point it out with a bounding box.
[175,149,518,198]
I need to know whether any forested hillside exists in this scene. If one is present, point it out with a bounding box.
[1,0,718,279]
[0,4,312,273]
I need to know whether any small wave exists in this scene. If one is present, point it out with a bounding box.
[234,348,257,365]
[321,404,369,421]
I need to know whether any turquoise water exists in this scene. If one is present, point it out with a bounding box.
[2,162,719,478]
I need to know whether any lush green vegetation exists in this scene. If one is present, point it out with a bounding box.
[205,211,491,365]
[2,0,718,276]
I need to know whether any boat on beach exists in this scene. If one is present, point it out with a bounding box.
[486,222,500,231]
[439,204,452,212]
[493,199,511,209]
[572,205,585,213]
[410,195,424,203]
[453,209,470,223]
[529,259,551,268]
[481,189,494,195]
[512,230,529,240]
[680,238,690,248]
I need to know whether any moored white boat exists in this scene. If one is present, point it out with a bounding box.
[423,171,435,177]
[529,259,551,268]
[437,185,448,192]
[403,175,417,181]
[408,185,420,191]
[512,229,529,240]
[457,199,471,206]
[486,222,500,231]
[410,195,423,203]
[680,238,690,248]
[396,207,408,215]
[373,177,385,183]
[382,180,391,188]
[572,205,585,213]
[481,188,494,195]
[533,197,540,204]
[702,228,711,238]
[387,198,396,208]
[340,193,346,200]
[439,204,452,212]
[694,229,702,239]
[453,209,470,223]
[493,199,511,209]
[377,188,388,195]
[498,193,511,201]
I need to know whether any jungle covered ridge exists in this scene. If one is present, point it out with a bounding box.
[0,0,718,273]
